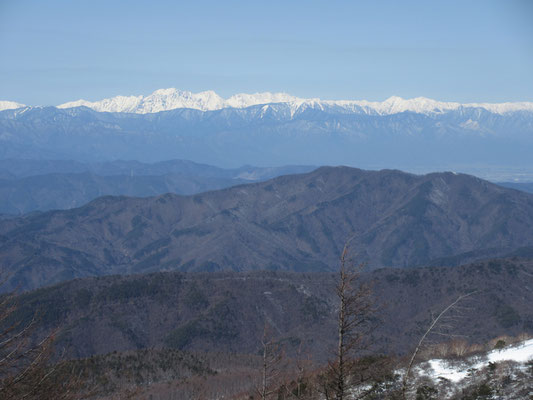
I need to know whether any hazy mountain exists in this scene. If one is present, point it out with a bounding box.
[497,181,533,194]
[0,100,26,111]
[0,172,244,215]
[0,158,313,179]
[1,98,533,177]
[57,88,303,113]
[1,166,533,291]
[43,88,533,114]
[0,159,314,214]
[12,258,533,361]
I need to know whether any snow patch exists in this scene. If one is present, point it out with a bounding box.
[487,339,533,364]
[425,339,533,383]
[0,100,26,111]
[459,119,481,130]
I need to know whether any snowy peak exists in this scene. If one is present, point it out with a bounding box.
[0,100,26,111]
[377,96,461,114]
[141,89,225,113]
[57,89,296,114]
[322,96,533,115]
[57,89,303,114]
[226,92,303,108]
[32,89,533,115]
[58,95,144,113]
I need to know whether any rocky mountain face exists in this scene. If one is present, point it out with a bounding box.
[1,167,533,291]
[1,101,533,176]
[12,258,533,361]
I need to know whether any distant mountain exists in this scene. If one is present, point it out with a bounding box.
[1,166,533,291]
[0,158,313,180]
[13,258,533,360]
[57,88,303,114]
[0,172,242,215]
[36,88,533,114]
[0,100,26,111]
[1,96,533,176]
[0,159,314,214]
[497,181,533,194]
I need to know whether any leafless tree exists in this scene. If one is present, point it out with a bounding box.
[256,323,285,400]
[400,291,477,400]
[275,342,316,400]
[320,243,374,400]
[291,344,313,399]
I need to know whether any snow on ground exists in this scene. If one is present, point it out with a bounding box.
[426,359,471,383]
[424,339,533,383]
[487,338,533,363]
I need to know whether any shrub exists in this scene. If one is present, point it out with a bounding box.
[415,384,438,400]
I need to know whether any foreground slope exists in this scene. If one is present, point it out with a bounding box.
[1,167,533,290]
[11,258,533,361]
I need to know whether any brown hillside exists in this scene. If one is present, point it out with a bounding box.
[2,167,533,290]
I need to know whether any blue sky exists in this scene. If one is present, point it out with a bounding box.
[1,0,532,105]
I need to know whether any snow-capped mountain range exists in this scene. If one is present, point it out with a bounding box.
[2,88,533,115]
[0,101,26,112]
[2,88,533,180]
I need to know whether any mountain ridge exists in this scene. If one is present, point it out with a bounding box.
[0,100,26,111]
[2,88,533,115]
[0,159,315,215]
[2,166,533,291]
[2,102,533,177]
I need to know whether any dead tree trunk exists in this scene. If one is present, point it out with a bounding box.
[400,291,477,400]
[322,244,373,400]
[256,324,283,400]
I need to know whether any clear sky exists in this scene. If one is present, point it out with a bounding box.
[1,0,532,105]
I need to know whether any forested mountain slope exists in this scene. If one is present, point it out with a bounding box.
[1,167,533,291]
[11,258,533,361]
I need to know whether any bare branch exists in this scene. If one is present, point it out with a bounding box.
[400,291,478,399]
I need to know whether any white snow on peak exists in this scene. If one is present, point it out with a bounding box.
[359,96,462,115]
[51,88,533,115]
[57,89,302,114]
[226,92,302,109]
[141,89,225,113]
[58,95,143,113]
[0,100,26,111]
[320,96,533,115]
